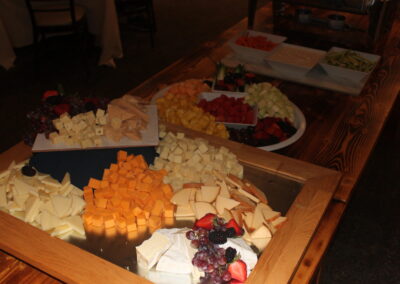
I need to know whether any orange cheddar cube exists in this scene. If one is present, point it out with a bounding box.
[126,218,137,232]
[109,172,119,183]
[136,213,147,226]
[104,215,116,229]
[118,168,128,176]
[142,175,153,184]
[92,214,104,227]
[161,184,173,199]
[116,216,127,229]
[148,216,161,228]
[151,200,164,217]
[83,212,94,225]
[88,178,101,189]
[117,150,128,162]
[110,197,121,207]
[120,200,130,211]
[110,163,119,172]
[133,206,143,217]
[127,179,137,189]
[100,180,110,189]
[122,162,132,171]
[110,183,119,191]
[126,154,134,161]
[102,169,110,180]
[95,198,108,209]
[164,203,175,218]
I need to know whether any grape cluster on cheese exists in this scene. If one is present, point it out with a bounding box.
[150,128,243,191]
[0,161,86,240]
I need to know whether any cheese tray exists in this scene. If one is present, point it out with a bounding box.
[0,122,341,284]
[31,105,159,152]
[222,52,373,96]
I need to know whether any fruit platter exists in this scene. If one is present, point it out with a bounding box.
[152,69,306,152]
[25,88,159,152]
[0,119,340,283]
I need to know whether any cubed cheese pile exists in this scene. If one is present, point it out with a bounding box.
[156,79,229,139]
[150,129,243,191]
[104,95,149,142]
[0,161,86,240]
[49,109,107,148]
[82,151,175,234]
[171,171,287,252]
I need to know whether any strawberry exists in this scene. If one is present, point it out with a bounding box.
[225,219,244,236]
[194,213,217,230]
[228,259,247,282]
[53,103,71,116]
[42,90,58,101]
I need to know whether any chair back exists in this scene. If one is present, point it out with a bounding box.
[24,0,79,31]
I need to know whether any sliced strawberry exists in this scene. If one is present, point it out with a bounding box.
[228,259,247,282]
[42,90,59,101]
[225,218,244,236]
[53,103,71,116]
[194,213,217,230]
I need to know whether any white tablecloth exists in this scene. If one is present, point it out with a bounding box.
[0,0,123,70]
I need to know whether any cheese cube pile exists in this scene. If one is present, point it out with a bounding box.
[82,151,175,235]
[0,161,86,240]
[150,129,243,191]
[49,109,107,148]
[104,95,149,142]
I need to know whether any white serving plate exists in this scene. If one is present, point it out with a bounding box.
[199,92,258,129]
[319,47,380,84]
[228,30,287,64]
[151,85,306,151]
[265,43,327,76]
[32,105,159,152]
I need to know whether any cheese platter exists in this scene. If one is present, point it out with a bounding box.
[0,120,341,283]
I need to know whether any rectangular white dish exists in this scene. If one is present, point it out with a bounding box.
[228,30,287,63]
[32,105,159,152]
[319,47,380,84]
[265,43,326,76]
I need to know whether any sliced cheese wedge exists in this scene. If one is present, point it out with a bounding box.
[40,211,64,231]
[175,204,195,217]
[217,181,230,198]
[64,215,85,236]
[51,223,73,237]
[251,237,272,251]
[251,203,266,230]
[51,195,72,218]
[193,202,216,219]
[250,224,272,239]
[200,186,219,203]
[215,196,240,215]
[24,196,41,223]
[170,188,193,206]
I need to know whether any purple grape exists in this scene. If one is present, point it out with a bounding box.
[221,271,232,282]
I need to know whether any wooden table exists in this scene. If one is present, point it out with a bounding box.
[1,3,399,283]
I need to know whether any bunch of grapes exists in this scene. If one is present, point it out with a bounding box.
[22,88,109,146]
[186,217,237,284]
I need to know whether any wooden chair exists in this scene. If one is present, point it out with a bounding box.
[116,0,156,47]
[24,0,89,66]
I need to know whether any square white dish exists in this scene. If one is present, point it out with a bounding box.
[264,43,326,76]
[319,47,380,83]
[199,92,257,129]
[228,30,287,63]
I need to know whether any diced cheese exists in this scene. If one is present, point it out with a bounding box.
[40,211,64,231]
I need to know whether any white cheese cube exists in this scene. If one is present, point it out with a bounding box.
[96,108,105,118]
